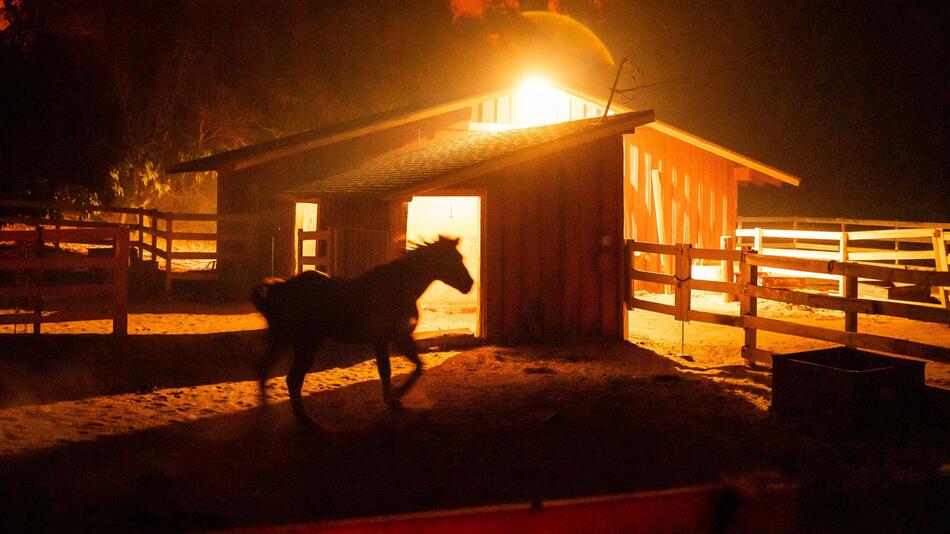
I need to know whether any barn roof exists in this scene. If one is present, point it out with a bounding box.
[165,89,506,174]
[167,80,799,187]
[284,111,655,199]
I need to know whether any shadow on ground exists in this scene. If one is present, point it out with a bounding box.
[0,342,947,532]
[0,332,375,407]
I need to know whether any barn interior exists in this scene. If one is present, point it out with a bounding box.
[406,195,481,334]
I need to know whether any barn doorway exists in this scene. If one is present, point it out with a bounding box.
[406,196,481,335]
[294,202,319,273]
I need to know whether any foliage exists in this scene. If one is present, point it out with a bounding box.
[0,0,605,211]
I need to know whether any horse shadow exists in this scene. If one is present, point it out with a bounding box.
[0,332,377,408]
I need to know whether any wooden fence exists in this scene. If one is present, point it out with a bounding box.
[627,240,950,366]
[135,211,256,292]
[732,216,950,306]
[297,228,336,274]
[0,199,256,293]
[297,227,388,277]
[0,227,128,334]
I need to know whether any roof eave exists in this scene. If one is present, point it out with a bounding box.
[645,121,801,187]
[166,89,512,175]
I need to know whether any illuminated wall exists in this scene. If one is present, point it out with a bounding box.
[469,78,608,130]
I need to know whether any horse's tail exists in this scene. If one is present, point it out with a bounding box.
[251,277,285,321]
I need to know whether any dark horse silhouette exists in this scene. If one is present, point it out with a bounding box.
[252,235,474,429]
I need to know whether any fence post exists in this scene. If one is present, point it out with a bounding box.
[791,217,799,250]
[135,208,144,260]
[623,239,632,311]
[113,227,129,335]
[932,228,949,310]
[720,235,736,303]
[753,227,763,253]
[150,210,158,262]
[844,276,858,334]
[674,243,692,321]
[32,226,43,335]
[739,248,759,365]
[838,230,849,296]
[893,221,900,266]
[164,212,174,294]
[297,228,304,275]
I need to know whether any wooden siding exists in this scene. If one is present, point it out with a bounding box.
[463,137,625,342]
[623,127,739,280]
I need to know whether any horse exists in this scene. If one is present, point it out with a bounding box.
[252,235,474,429]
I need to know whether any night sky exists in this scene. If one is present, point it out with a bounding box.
[598,1,948,221]
[1,1,947,220]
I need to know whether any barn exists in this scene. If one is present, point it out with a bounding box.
[168,79,799,342]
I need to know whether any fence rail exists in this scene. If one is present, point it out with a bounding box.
[0,227,128,334]
[0,199,257,293]
[626,240,950,365]
[731,218,950,307]
[297,226,389,278]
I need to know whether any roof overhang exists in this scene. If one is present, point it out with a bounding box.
[166,89,510,174]
[382,110,656,200]
[643,121,800,187]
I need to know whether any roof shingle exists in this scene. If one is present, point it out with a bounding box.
[285,112,654,197]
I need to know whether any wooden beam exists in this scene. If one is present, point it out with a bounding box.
[630,297,676,315]
[745,254,950,286]
[628,240,679,255]
[739,250,759,363]
[738,215,950,229]
[848,228,937,240]
[687,309,742,327]
[691,278,739,296]
[744,315,950,363]
[933,228,949,309]
[747,285,950,325]
[646,121,801,186]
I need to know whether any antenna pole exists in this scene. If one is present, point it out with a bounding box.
[601,57,627,122]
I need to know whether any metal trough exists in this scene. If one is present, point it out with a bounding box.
[771,346,925,429]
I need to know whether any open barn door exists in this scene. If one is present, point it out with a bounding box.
[294,202,319,274]
[406,196,481,336]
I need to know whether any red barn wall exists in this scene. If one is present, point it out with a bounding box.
[623,127,739,278]
[462,136,626,342]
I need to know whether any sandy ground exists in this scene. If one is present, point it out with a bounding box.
[628,291,950,391]
[0,296,948,531]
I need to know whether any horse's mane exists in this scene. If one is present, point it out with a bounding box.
[361,236,457,279]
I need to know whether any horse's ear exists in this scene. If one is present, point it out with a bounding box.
[438,234,459,245]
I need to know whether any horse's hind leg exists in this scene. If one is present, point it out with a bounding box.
[287,341,321,430]
[374,340,395,406]
[257,336,283,403]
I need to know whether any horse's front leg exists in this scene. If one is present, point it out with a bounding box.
[388,334,424,405]
[374,340,396,407]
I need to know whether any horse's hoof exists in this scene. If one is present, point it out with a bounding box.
[296,416,325,433]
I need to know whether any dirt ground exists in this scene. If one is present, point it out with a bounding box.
[0,296,948,532]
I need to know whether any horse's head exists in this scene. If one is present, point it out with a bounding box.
[427,235,474,294]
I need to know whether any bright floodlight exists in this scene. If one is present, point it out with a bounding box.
[515,77,563,126]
